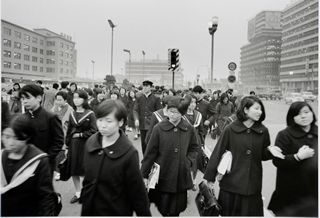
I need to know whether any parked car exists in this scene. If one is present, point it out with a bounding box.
[284,92,305,104]
[301,91,317,102]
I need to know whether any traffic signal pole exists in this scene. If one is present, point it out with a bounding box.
[172,69,175,89]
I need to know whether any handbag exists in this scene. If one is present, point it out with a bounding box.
[195,181,221,216]
[58,150,71,181]
[196,146,209,174]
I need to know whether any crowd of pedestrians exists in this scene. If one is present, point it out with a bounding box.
[1,79,318,217]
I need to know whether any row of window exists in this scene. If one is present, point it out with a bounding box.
[283,28,318,44]
[283,20,318,37]
[283,0,315,17]
[3,39,74,58]
[282,37,318,51]
[282,11,318,30]
[282,46,318,58]
[282,2,318,24]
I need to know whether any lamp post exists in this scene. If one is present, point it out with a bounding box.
[108,19,116,76]
[142,50,145,80]
[208,16,218,86]
[91,60,95,87]
[123,49,131,81]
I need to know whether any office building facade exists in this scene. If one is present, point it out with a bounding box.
[1,20,77,82]
[240,11,282,91]
[280,0,318,93]
[124,60,184,88]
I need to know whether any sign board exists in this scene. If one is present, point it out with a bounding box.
[228,62,237,71]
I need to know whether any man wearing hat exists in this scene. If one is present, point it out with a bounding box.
[134,80,162,154]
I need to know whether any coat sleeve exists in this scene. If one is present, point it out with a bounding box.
[203,126,230,183]
[80,112,98,139]
[197,114,206,146]
[272,131,300,169]
[261,128,272,161]
[141,126,160,178]
[48,114,64,158]
[145,113,159,145]
[36,157,57,216]
[187,127,200,170]
[216,103,221,119]
[125,150,152,216]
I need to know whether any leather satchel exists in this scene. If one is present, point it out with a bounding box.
[195,181,221,216]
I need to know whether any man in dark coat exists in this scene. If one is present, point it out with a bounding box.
[19,84,64,174]
[133,80,162,154]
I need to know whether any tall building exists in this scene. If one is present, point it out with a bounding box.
[124,59,184,88]
[240,11,282,91]
[1,20,77,82]
[280,0,318,93]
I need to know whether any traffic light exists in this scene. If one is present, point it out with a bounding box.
[168,49,179,70]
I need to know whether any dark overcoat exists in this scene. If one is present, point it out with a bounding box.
[81,131,151,216]
[195,98,210,121]
[141,118,199,193]
[204,119,272,195]
[268,125,318,216]
[24,107,64,169]
[1,145,56,216]
[133,93,162,130]
[145,109,167,144]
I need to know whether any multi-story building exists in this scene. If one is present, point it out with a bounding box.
[1,20,77,82]
[124,59,184,88]
[240,11,282,91]
[280,0,318,93]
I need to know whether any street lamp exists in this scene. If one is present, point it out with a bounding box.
[208,16,218,86]
[142,50,145,79]
[108,19,116,76]
[91,60,95,86]
[123,49,131,81]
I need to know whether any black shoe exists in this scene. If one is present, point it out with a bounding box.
[70,195,79,204]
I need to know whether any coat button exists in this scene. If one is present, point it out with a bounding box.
[109,151,114,154]
[174,128,178,132]
[307,134,313,138]
[247,129,251,133]
[98,150,103,155]
[174,148,179,152]
[246,149,251,155]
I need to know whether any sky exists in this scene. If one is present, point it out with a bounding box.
[2,0,293,82]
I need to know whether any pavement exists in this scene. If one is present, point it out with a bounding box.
[54,100,318,216]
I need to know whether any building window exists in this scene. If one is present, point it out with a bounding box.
[66,45,69,50]
[40,49,44,54]
[40,40,44,45]
[60,51,63,57]
[3,39,11,47]
[32,66,38,71]
[46,41,55,46]
[32,47,38,53]
[60,68,63,73]
[24,54,30,61]
[24,64,30,71]
[46,50,56,56]
[14,42,21,49]
[46,67,55,73]
[40,58,44,63]
[65,61,68,66]
[65,53,69,58]
[40,67,43,72]
[13,52,21,59]
[32,56,38,62]
[61,42,64,48]
[23,44,30,51]
[24,34,30,41]
[14,63,21,70]
[3,27,11,35]
[3,50,11,58]
[14,31,21,38]
[3,61,11,68]
[70,54,73,59]
[32,37,38,43]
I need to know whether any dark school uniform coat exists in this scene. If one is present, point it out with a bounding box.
[204,119,272,195]
[24,107,64,169]
[141,118,199,193]
[268,125,318,216]
[81,131,151,216]
[133,93,162,130]
[1,145,56,216]
[195,98,210,122]
[145,109,167,144]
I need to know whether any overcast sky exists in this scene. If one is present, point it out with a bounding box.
[2,0,292,82]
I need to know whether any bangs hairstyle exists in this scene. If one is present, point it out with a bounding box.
[220,92,229,104]
[9,114,36,143]
[95,99,127,123]
[55,91,68,100]
[70,82,78,91]
[286,101,317,127]
[236,96,266,123]
[19,84,44,98]
[74,90,90,109]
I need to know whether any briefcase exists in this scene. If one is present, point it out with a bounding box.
[195,181,221,216]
